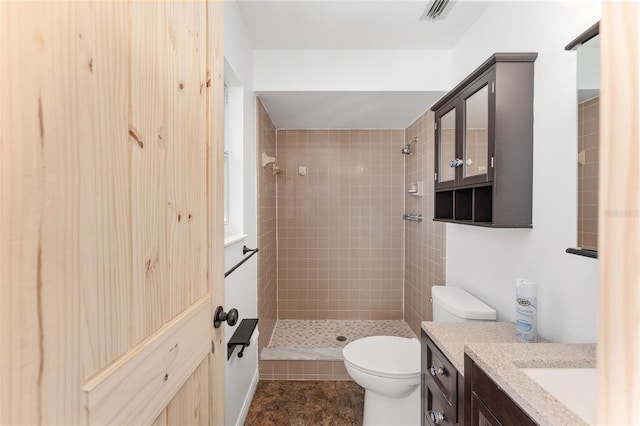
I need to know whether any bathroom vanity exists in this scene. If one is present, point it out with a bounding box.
[464,342,596,425]
[421,322,521,426]
[421,322,597,426]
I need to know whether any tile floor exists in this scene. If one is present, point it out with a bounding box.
[245,380,364,426]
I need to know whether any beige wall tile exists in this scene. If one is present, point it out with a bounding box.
[256,98,278,355]
[404,110,447,335]
[276,129,405,320]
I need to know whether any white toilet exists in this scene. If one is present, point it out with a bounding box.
[431,285,497,322]
[342,286,495,426]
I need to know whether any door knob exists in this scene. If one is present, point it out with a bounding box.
[213,306,239,328]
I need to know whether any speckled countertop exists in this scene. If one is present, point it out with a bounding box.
[421,321,523,374]
[465,342,596,426]
[421,321,597,426]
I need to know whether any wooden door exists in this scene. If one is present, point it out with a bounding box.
[598,2,639,424]
[0,1,225,425]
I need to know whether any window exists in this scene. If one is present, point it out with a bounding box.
[224,85,230,226]
[222,77,245,239]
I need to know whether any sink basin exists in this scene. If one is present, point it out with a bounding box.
[520,368,596,425]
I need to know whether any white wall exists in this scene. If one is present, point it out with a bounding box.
[254,49,453,91]
[223,239,259,426]
[446,1,601,343]
[223,3,258,425]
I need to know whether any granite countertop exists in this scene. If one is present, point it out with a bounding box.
[421,321,597,426]
[465,342,596,426]
[421,321,523,374]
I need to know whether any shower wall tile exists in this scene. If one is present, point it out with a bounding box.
[404,110,447,335]
[257,98,278,354]
[276,129,405,320]
[259,360,351,381]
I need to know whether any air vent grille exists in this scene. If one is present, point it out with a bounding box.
[422,0,451,20]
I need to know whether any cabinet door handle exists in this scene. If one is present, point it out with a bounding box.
[429,410,445,424]
[430,365,445,377]
[449,158,463,168]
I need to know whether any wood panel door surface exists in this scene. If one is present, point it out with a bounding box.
[0,1,225,425]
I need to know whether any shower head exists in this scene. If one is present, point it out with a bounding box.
[401,137,419,155]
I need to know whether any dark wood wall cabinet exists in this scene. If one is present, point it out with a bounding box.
[464,354,537,425]
[421,331,463,426]
[431,53,537,228]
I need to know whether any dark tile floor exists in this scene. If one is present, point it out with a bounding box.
[245,380,364,426]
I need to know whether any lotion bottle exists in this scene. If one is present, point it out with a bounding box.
[516,279,537,343]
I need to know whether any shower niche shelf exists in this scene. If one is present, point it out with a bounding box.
[432,52,537,228]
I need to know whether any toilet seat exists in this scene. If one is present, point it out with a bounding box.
[342,336,420,379]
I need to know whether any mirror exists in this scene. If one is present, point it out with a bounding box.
[464,85,489,178]
[567,23,599,257]
[439,108,456,183]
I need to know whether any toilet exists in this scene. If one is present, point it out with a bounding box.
[431,285,497,322]
[343,286,495,426]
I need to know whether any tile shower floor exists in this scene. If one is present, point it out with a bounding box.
[261,319,416,361]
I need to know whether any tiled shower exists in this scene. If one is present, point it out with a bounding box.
[257,98,446,379]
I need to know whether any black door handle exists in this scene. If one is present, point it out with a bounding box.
[213,306,239,328]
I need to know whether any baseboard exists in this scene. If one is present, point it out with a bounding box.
[235,368,259,426]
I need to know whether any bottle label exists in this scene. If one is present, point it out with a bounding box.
[516,297,537,343]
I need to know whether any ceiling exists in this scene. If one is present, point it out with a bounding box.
[236,0,493,50]
[235,1,493,128]
[257,91,444,129]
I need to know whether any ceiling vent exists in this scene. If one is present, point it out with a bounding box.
[421,0,452,20]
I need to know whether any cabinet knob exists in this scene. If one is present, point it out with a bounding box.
[430,365,445,377]
[429,410,445,424]
[449,158,463,168]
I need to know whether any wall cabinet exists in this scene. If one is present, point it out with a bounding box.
[464,355,536,426]
[432,53,537,227]
[421,331,462,426]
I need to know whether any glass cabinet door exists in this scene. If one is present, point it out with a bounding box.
[464,85,489,178]
[461,71,494,184]
[437,107,457,187]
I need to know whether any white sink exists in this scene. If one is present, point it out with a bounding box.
[520,368,596,425]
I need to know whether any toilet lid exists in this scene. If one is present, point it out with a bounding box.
[342,336,420,378]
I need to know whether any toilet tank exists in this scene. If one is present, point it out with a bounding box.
[431,286,496,322]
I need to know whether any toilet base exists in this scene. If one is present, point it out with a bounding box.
[362,384,420,426]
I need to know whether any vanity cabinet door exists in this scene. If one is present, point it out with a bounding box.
[464,355,536,426]
[471,394,502,426]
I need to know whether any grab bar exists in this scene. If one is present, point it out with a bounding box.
[403,213,423,222]
[225,245,259,278]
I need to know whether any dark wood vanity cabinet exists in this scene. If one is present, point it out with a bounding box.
[421,331,463,426]
[464,354,536,426]
[432,53,537,228]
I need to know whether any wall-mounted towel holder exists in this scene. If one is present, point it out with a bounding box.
[227,318,259,360]
[262,152,284,175]
[403,213,423,222]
